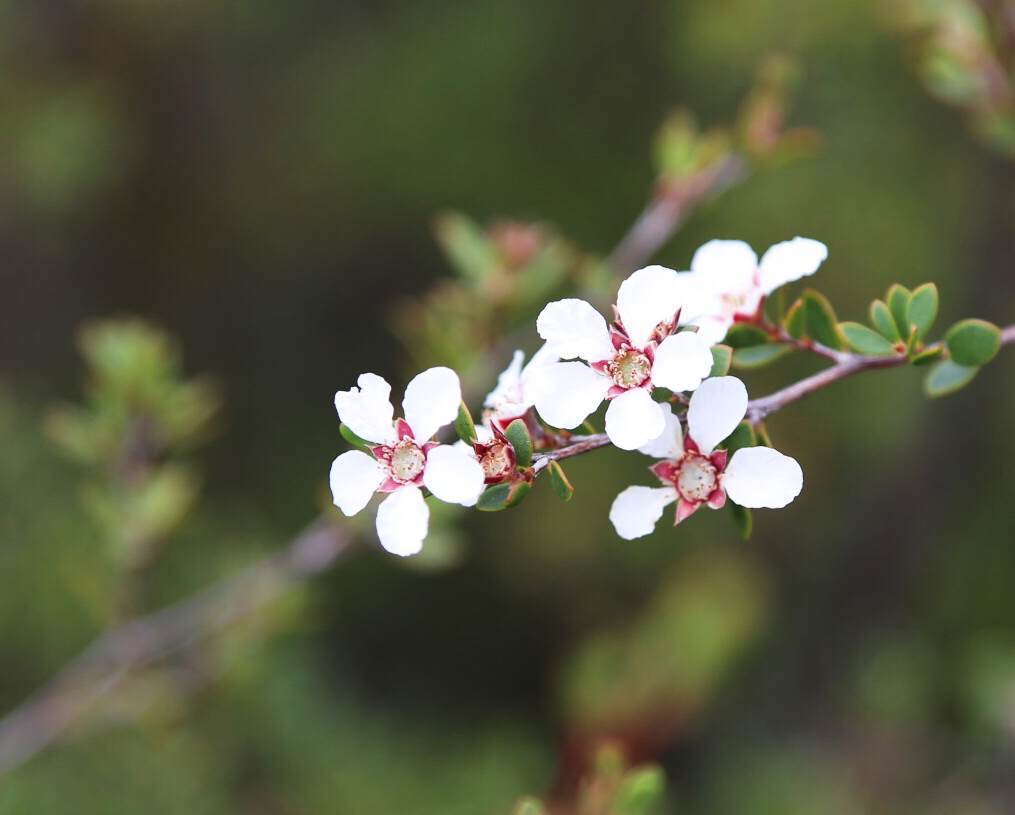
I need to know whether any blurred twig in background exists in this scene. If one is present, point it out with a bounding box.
[0,517,351,777]
[888,0,1015,157]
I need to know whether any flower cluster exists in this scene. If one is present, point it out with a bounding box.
[330,238,823,556]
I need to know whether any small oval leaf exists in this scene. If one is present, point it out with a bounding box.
[802,289,844,349]
[886,284,912,337]
[906,283,939,340]
[504,419,533,468]
[923,359,979,397]
[477,482,512,511]
[945,318,1001,366]
[869,299,900,341]
[784,297,807,339]
[709,344,733,377]
[724,323,771,349]
[732,344,791,369]
[840,321,897,355]
[505,480,532,508]
[548,460,574,501]
[454,401,478,444]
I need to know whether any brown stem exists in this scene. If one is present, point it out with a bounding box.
[535,324,1015,468]
[744,353,906,423]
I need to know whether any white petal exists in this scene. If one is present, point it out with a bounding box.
[674,272,723,323]
[690,239,758,293]
[616,265,683,349]
[605,388,666,451]
[520,341,560,380]
[724,446,803,509]
[375,486,429,557]
[686,376,749,454]
[528,361,611,429]
[334,373,396,444]
[484,350,524,409]
[402,366,462,441]
[638,402,684,459]
[609,485,677,540]
[423,445,485,507]
[686,315,732,346]
[650,331,714,393]
[758,237,828,295]
[536,299,614,362]
[329,450,385,516]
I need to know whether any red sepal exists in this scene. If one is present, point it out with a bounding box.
[674,498,701,525]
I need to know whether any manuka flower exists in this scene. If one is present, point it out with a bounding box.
[330,367,485,556]
[482,343,558,428]
[609,376,803,540]
[528,266,714,450]
[677,237,828,344]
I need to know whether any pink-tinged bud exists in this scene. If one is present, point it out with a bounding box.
[490,221,541,269]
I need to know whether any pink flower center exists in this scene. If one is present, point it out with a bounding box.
[675,454,718,503]
[388,439,426,483]
[608,349,651,389]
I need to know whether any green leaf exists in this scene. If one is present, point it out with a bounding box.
[802,289,843,349]
[839,321,897,355]
[504,418,533,468]
[504,480,532,508]
[339,423,372,452]
[906,283,939,340]
[709,344,733,377]
[729,502,753,540]
[613,766,666,815]
[548,460,574,501]
[784,297,807,339]
[869,299,900,341]
[724,323,770,349]
[910,345,943,366]
[477,483,512,511]
[754,422,773,448]
[945,318,1002,366]
[720,421,756,455]
[923,359,979,397]
[454,401,477,444]
[887,284,912,337]
[732,344,791,369]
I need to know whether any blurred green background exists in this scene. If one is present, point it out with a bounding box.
[2,0,1014,812]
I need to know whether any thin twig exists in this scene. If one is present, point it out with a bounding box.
[534,325,1015,468]
[606,155,748,274]
[0,518,353,777]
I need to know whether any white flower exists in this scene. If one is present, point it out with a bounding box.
[527,266,714,451]
[483,342,558,425]
[330,367,485,557]
[676,237,828,344]
[609,376,803,540]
